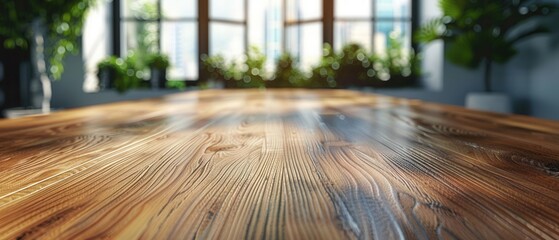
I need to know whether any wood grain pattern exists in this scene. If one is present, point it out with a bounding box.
[1,89,559,239]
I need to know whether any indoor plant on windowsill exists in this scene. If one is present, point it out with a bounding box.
[96,54,145,93]
[267,52,307,88]
[146,53,171,89]
[201,54,228,89]
[417,0,557,113]
[0,0,95,117]
[96,56,124,90]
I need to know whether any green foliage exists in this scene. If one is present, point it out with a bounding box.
[96,53,150,93]
[201,54,242,88]
[202,42,419,89]
[166,80,186,90]
[202,47,268,88]
[99,1,166,92]
[309,36,420,88]
[414,18,445,43]
[201,54,227,81]
[96,56,122,73]
[128,1,159,69]
[0,0,96,80]
[308,43,338,88]
[146,53,171,70]
[336,43,370,86]
[97,56,125,92]
[238,46,267,88]
[121,52,146,91]
[268,53,307,88]
[416,0,558,69]
[373,35,421,87]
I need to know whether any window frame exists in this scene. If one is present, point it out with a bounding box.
[113,0,200,83]
[282,0,324,69]
[111,0,419,85]
[331,0,417,52]
[208,0,248,61]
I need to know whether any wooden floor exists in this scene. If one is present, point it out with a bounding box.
[1,89,559,239]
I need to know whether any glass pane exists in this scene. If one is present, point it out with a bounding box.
[286,0,321,22]
[249,0,283,69]
[122,0,159,19]
[335,0,371,18]
[162,0,197,19]
[210,0,245,21]
[374,21,411,55]
[286,23,322,70]
[162,22,198,80]
[121,21,159,56]
[210,23,245,60]
[334,21,372,52]
[376,0,411,18]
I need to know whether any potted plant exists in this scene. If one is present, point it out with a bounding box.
[371,34,420,88]
[335,43,370,88]
[236,46,267,89]
[268,52,307,88]
[309,44,338,89]
[201,54,242,89]
[417,0,557,113]
[202,47,268,89]
[0,0,95,115]
[146,53,171,89]
[96,56,123,90]
[96,54,144,93]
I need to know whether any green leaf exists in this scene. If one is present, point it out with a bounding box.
[438,0,467,19]
[415,18,445,43]
[419,0,557,70]
[445,33,478,69]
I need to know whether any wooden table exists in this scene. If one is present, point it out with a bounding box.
[1,89,559,239]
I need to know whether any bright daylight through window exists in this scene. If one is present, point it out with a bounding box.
[84,0,415,91]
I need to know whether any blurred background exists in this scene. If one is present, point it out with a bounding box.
[0,0,558,119]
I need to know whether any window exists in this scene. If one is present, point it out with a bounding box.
[248,0,283,70]
[285,0,323,70]
[334,0,412,54]
[111,0,416,86]
[119,0,198,81]
[209,0,247,60]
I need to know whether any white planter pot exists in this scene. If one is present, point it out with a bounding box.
[466,92,512,114]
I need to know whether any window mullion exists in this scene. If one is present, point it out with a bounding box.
[244,0,248,52]
[323,0,334,47]
[199,0,209,82]
[282,0,286,52]
[113,0,121,56]
[411,0,419,53]
[157,0,162,53]
[371,0,376,53]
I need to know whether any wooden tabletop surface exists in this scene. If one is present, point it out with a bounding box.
[1,89,559,239]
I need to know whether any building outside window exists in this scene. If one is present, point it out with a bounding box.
[335,0,412,55]
[119,0,198,81]
[210,0,246,60]
[112,0,415,85]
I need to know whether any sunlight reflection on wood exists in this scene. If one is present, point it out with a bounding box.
[0,89,559,239]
